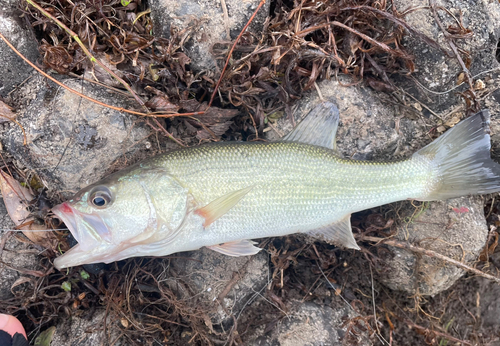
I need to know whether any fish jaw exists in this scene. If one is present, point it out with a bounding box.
[52,202,116,269]
[53,242,110,269]
[52,202,111,251]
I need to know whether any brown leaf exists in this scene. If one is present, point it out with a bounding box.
[0,172,57,249]
[0,100,16,123]
[145,96,180,113]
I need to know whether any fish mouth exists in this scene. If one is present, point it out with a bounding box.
[52,202,114,270]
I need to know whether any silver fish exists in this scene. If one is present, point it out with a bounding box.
[52,103,500,269]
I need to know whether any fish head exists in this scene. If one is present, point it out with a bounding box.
[52,167,191,269]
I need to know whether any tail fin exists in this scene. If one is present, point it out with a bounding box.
[415,110,500,200]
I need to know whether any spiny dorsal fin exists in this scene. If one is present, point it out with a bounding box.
[195,186,253,227]
[283,101,340,150]
[306,214,360,250]
[207,239,262,256]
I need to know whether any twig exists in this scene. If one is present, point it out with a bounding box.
[363,236,500,284]
[25,0,148,111]
[208,0,267,108]
[405,319,472,346]
[220,0,231,40]
[297,21,396,56]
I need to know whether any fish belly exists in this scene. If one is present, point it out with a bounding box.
[149,142,434,245]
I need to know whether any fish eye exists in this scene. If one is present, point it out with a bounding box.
[88,186,113,209]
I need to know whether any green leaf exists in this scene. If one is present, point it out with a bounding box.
[80,270,90,280]
[61,281,71,292]
[121,0,131,6]
[34,326,56,346]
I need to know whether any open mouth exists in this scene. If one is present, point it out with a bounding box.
[52,203,80,241]
[51,203,116,269]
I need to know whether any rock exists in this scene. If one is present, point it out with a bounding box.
[0,3,39,97]
[379,196,488,296]
[2,75,149,195]
[247,300,371,346]
[0,199,40,300]
[480,280,500,331]
[50,310,124,346]
[150,0,270,71]
[266,78,427,161]
[393,0,500,114]
[167,248,268,325]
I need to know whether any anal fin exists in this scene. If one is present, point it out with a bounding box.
[307,214,360,250]
[207,239,262,256]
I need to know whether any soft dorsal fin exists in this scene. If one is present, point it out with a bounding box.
[283,101,340,150]
[207,239,262,256]
[306,214,360,249]
[195,186,253,227]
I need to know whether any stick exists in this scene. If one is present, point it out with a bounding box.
[363,236,500,284]
[208,0,267,108]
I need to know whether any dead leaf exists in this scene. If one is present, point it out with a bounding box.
[180,100,239,140]
[34,326,56,346]
[10,276,32,294]
[0,171,57,248]
[0,100,16,123]
[145,96,180,113]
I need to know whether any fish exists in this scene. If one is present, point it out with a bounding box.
[52,102,500,269]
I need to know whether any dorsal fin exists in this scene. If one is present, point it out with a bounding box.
[283,101,340,150]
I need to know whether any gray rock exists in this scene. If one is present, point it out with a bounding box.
[380,196,488,296]
[0,198,40,300]
[393,0,500,113]
[0,4,39,97]
[50,310,124,346]
[248,300,371,346]
[266,78,427,161]
[167,248,269,325]
[2,75,149,195]
[150,0,270,71]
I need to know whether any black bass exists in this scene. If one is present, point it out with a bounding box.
[52,102,500,269]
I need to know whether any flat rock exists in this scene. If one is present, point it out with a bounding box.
[49,310,124,346]
[393,0,500,114]
[0,4,39,97]
[247,300,371,346]
[0,199,41,301]
[150,0,270,71]
[167,248,269,326]
[2,75,149,195]
[379,196,488,296]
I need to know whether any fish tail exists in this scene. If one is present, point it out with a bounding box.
[415,110,500,201]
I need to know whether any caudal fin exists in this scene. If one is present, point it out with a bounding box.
[415,110,500,201]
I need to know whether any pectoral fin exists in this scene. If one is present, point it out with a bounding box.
[207,239,262,256]
[307,214,360,250]
[283,101,340,151]
[195,186,253,227]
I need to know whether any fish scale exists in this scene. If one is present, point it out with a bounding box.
[153,142,432,243]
